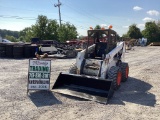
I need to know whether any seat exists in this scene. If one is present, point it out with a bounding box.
[95,42,107,58]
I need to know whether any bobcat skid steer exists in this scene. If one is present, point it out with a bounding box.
[52,29,129,104]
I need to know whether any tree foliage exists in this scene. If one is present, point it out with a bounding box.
[127,24,142,39]
[1,15,78,42]
[142,21,160,43]
[94,25,101,29]
[33,15,48,40]
[45,19,59,40]
[5,35,17,42]
[122,33,129,38]
[157,20,160,27]
[19,27,34,42]
[0,29,19,38]
[18,15,77,42]
[58,23,78,42]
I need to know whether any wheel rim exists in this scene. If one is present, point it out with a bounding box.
[125,67,129,78]
[117,71,122,85]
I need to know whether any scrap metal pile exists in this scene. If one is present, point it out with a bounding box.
[0,40,80,59]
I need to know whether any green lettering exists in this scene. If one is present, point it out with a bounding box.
[42,66,46,72]
[46,67,49,72]
[39,66,41,71]
[33,66,35,71]
[36,66,39,71]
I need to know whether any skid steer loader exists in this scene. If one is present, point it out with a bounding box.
[52,29,129,104]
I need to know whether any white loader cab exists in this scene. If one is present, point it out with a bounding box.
[52,29,129,104]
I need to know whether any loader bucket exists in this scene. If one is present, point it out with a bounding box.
[52,72,114,104]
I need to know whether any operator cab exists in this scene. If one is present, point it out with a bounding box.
[86,29,117,60]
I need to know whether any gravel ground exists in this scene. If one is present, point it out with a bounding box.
[0,46,160,120]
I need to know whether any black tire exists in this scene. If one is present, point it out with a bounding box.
[24,45,37,58]
[13,46,24,58]
[0,46,5,51]
[108,66,122,90]
[0,51,6,57]
[31,46,37,57]
[69,64,77,74]
[120,62,129,82]
[0,45,6,57]
[24,45,32,58]
[6,44,14,58]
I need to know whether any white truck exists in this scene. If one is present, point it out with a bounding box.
[0,36,12,43]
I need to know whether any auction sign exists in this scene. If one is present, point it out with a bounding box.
[27,59,51,91]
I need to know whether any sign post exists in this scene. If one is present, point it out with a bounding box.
[27,59,51,94]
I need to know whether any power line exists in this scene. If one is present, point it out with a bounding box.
[63,3,99,23]
[2,3,96,28]
[62,1,122,29]
[62,1,104,22]
[60,3,100,29]
[0,14,87,32]
[0,15,37,20]
[61,20,88,30]
[0,5,57,15]
[61,13,91,28]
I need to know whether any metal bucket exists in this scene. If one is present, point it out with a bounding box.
[52,72,114,104]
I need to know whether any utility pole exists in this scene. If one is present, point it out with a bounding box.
[54,0,62,27]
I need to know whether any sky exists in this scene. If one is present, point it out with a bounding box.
[0,0,160,36]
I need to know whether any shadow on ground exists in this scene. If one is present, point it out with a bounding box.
[28,90,62,107]
[59,94,89,102]
[109,77,156,107]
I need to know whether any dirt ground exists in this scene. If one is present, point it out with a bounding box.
[0,46,160,120]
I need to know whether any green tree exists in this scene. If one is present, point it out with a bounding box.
[34,15,48,40]
[19,15,78,42]
[58,23,78,42]
[32,15,60,41]
[156,20,160,40]
[122,33,129,38]
[44,19,59,40]
[19,27,34,42]
[19,15,60,42]
[127,24,142,39]
[156,20,160,28]
[142,21,160,43]
[5,35,17,42]
[0,29,19,38]
[94,25,101,29]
